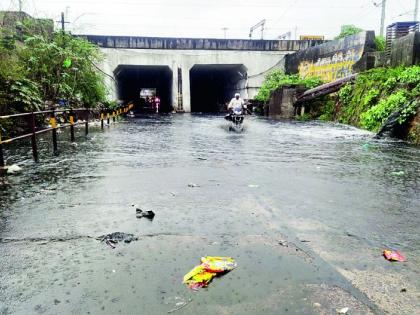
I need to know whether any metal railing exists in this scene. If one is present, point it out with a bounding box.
[0,104,134,168]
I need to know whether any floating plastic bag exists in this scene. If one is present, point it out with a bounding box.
[383,250,406,262]
[183,256,237,290]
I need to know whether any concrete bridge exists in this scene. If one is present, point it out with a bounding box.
[83,35,324,112]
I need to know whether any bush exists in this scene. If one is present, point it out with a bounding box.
[255,70,323,102]
[337,66,420,132]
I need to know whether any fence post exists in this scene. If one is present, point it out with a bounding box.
[107,111,110,125]
[0,130,4,168]
[50,109,58,155]
[112,111,116,123]
[85,109,89,136]
[30,112,39,162]
[100,111,104,129]
[69,109,75,142]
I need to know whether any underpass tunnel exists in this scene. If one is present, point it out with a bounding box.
[114,65,173,113]
[190,64,247,113]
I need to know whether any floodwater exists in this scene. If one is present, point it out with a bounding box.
[0,115,419,315]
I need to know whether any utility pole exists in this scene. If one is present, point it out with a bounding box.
[56,12,69,32]
[380,0,387,37]
[415,0,419,21]
[222,27,228,39]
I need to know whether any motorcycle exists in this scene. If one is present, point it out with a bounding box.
[225,107,244,131]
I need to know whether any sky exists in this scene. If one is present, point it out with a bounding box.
[1,0,419,39]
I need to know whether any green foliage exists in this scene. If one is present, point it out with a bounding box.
[20,33,106,107]
[0,30,106,116]
[296,113,311,121]
[9,78,43,111]
[337,66,420,133]
[317,97,336,121]
[255,70,323,102]
[375,36,386,51]
[335,25,363,39]
[360,90,408,131]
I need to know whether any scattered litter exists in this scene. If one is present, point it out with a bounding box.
[136,208,155,220]
[313,302,321,308]
[336,307,349,314]
[112,269,116,273]
[362,143,370,150]
[165,296,192,313]
[6,164,22,175]
[401,288,407,293]
[170,192,177,196]
[197,157,207,161]
[383,250,406,262]
[70,142,78,147]
[188,183,200,188]
[183,256,237,290]
[391,171,405,176]
[300,240,311,243]
[278,240,288,246]
[248,184,259,188]
[98,232,138,248]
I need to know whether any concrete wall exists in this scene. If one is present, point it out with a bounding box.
[100,48,293,112]
[84,35,324,51]
[390,32,420,67]
[285,31,376,82]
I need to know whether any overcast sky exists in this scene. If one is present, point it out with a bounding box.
[1,0,418,39]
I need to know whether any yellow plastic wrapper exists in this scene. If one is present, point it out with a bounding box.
[201,256,237,272]
[183,256,237,290]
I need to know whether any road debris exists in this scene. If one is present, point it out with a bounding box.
[136,208,155,220]
[165,296,192,313]
[383,250,406,262]
[183,256,237,290]
[6,164,23,175]
[188,183,200,187]
[391,170,405,176]
[248,184,259,188]
[98,232,138,248]
[336,307,349,314]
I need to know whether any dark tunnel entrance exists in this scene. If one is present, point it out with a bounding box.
[115,65,173,113]
[190,64,247,113]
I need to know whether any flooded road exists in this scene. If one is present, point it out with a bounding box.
[0,115,419,314]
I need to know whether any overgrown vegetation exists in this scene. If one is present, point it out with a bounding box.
[255,70,323,102]
[0,23,106,115]
[335,25,363,39]
[334,66,420,132]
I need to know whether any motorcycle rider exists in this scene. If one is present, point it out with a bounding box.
[226,93,246,124]
[227,93,246,114]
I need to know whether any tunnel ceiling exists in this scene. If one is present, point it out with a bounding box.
[114,65,173,113]
[190,64,247,113]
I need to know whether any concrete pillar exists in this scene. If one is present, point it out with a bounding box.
[182,67,191,112]
[171,66,178,111]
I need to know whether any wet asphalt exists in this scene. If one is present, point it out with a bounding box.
[0,114,419,314]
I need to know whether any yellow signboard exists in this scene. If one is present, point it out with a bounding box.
[300,35,325,41]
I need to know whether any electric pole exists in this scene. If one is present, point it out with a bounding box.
[56,12,70,33]
[222,27,228,39]
[415,0,419,21]
[380,0,387,37]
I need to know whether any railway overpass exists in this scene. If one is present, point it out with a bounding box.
[83,35,324,112]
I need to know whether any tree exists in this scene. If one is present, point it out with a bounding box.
[20,33,105,107]
[335,25,364,39]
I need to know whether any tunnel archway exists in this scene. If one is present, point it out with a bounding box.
[190,64,247,113]
[114,65,173,113]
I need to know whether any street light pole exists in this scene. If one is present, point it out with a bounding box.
[222,27,228,39]
[380,0,387,37]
